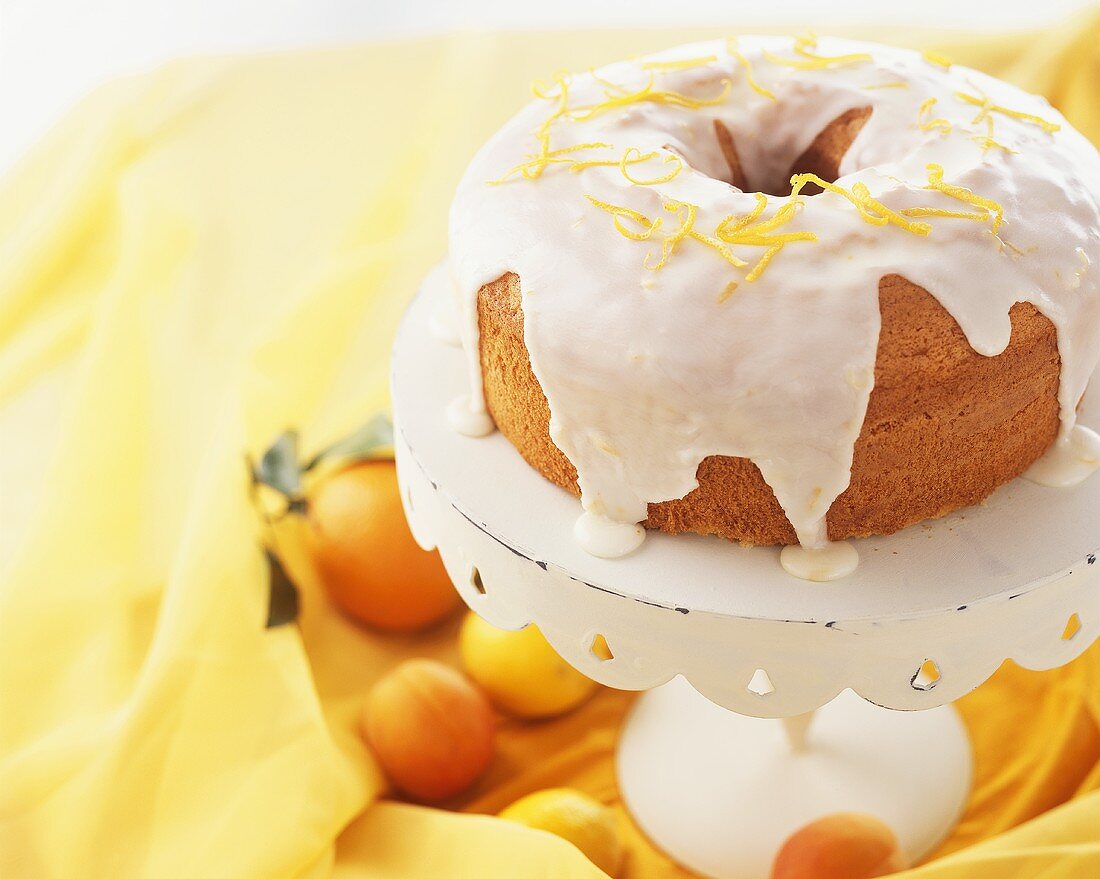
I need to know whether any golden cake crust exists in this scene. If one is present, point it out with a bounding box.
[476,272,1061,545]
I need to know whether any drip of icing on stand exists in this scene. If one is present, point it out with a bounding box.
[447,395,495,437]
[574,510,646,559]
[1024,425,1100,488]
[780,541,860,582]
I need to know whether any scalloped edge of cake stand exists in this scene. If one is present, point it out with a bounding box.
[392,264,1100,718]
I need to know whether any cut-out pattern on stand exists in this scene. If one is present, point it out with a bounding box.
[396,424,1100,718]
[591,634,614,662]
[748,668,776,697]
[911,659,942,692]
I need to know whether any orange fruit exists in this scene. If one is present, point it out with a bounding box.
[362,659,495,802]
[306,461,461,632]
[771,813,908,879]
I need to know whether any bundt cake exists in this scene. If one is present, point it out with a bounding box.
[447,35,1100,571]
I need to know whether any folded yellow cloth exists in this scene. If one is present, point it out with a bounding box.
[1,12,1099,879]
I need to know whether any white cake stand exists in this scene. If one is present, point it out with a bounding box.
[392,265,1100,879]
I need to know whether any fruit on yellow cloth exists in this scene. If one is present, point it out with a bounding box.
[362,659,495,802]
[771,813,909,879]
[458,612,597,719]
[500,788,624,877]
[307,461,461,632]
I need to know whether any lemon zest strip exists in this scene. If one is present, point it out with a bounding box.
[864,81,909,90]
[570,76,732,121]
[641,55,719,71]
[489,146,611,183]
[955,90,1060,133]
[971,115,1017,155]
[589,69,634,95]
[923,163,1005,233]
[717,280,740,303]
[851,183,932,235]
[715,196,819,281]
[726,38,777,100]
[530,72,571,101]
[619,148,685,185]
[900,207,990,222]
[534,74,571,144]
[789,174,878,220]
[717,193,769,237]
[569,149,659,173]
[493,60,746,183]
[500,73,574,181]
[587,191,818,290]
[788,174,931,235]
[745,245,785,282]
[585,196,664,240]
[764,34,872,70]
[491,144,683,185]
[721,201,807,239]
[546,142,613,156]
[567,157,638,172]
[922,49,953,69]
[724,231,817,246]
[687,230,749,268]
[645,201,697,270]
[917,98,952,134]
[763,49,873,70]
[488,156,600,183]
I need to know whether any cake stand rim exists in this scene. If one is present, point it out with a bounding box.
[396,418,1090,626]
[390,262,1100,627]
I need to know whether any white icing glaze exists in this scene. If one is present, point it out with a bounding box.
[1024,424,1100,488]
[780,540,860,582]
[430,298,463,347]
[449,36,1100,556]
[447,394,496,437]
[574,510,646,558]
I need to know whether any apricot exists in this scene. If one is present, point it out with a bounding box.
[306,462,462,633]
[362,659,495,802]
[771,813,909,879]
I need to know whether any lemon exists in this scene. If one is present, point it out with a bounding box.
[458,612,597,718]
[500,788,624,877]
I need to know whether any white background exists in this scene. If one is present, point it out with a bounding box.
[0,0,1095,171]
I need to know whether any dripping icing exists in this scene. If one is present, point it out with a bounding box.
[447,395,495,437]
[780,541,860,582]
[448,35,1100,565]
[574,510,646,559]
[1024,425,1100,489]
[429,299,462,347]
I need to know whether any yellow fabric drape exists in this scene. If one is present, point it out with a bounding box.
[1,12,1099,879]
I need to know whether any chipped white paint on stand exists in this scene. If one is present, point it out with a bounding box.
[393,265,1100,879]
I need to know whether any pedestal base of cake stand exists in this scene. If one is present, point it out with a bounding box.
[617,678,970,879]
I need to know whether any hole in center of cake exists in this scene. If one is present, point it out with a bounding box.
[714,106,873,197]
